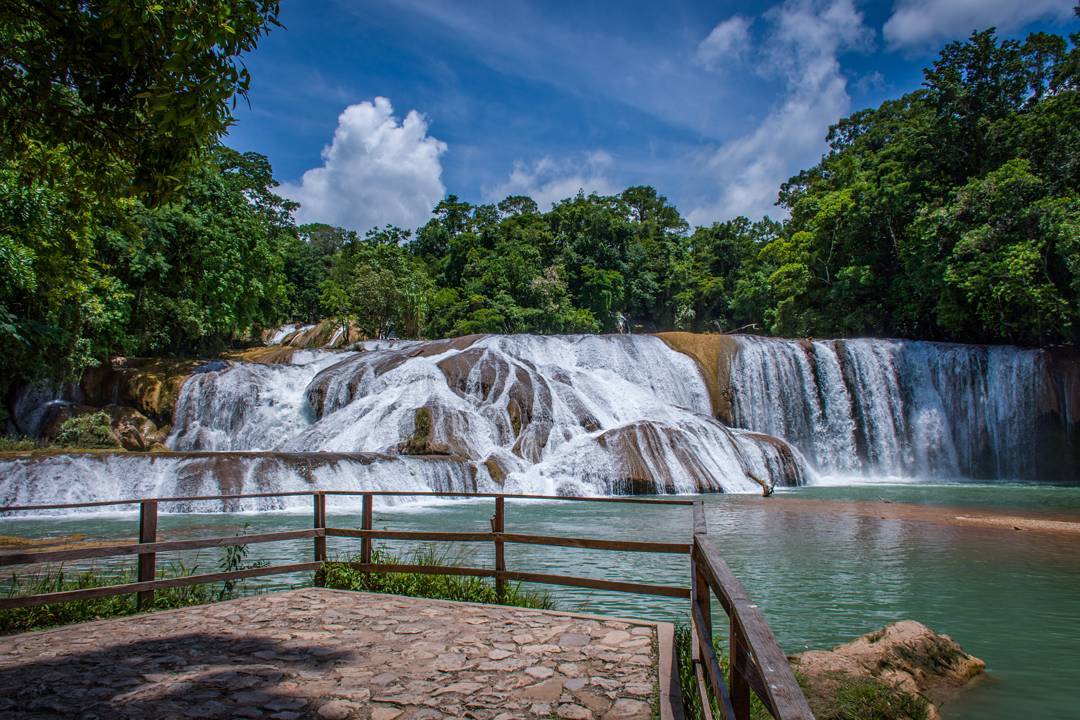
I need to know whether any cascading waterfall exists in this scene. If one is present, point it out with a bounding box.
[4,330,1075,513]
[729,336,1079,482]
[168,334,806,496]
[0,452,477,515]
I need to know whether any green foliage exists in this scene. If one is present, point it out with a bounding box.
[672,624,929,720]
[319,545,556,610]
[2,561,210,634]
[54,411,119,449]
[320,226,432,339]
[769,28,1079,345]
[120,145,296,354]
[0,436,38,452]
[0,0,288,406]
[0,0,282,199]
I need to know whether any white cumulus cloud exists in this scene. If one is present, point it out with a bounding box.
[486,151,618,209]
[883,0,1073,51]
[689,0,871,224]
[696,16,754,70]
[280,97,447,234]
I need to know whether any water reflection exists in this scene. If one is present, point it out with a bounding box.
[3,487,1079,719]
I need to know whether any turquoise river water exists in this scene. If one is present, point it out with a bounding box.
[3,483,1080,719]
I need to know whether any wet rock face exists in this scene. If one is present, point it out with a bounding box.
[79,357,203,426]
[792,620,985,720]
[653,332,740,423]
[287,334,804,494]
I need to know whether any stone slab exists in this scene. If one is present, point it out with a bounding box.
[0,588,670,719]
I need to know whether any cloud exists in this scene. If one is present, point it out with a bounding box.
[883,0,1073,50]
[280,97,447,234]
[696,16,754,70]
[688,0,871,224]
[486,151,618,209]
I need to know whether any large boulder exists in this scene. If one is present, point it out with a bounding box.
[79,357,203,426]
[792,621,985,720]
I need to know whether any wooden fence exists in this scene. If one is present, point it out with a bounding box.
[0,490,813,720]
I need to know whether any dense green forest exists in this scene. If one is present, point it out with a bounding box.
[1,2,1078,407]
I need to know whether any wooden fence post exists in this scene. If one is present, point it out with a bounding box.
[361,493,373,564]
[492,496,506,600]
[137,500,158,610]
[313,493,327,563]
[731,617,751,720]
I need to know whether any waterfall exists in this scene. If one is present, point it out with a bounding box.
[0,452,478,515]
[5,331,1074,513]
[166,334,806,495]
[729,336,1079,482]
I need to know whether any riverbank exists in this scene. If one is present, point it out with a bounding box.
[761,493,1080,537]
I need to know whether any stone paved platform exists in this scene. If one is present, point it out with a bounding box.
[0,588,674,719]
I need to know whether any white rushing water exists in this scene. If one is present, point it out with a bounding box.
[3,332,1075,513]
[167,334,805,496]
[729,336,1076,482]
[0,453,477,515]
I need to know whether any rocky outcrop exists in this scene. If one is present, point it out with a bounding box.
[37,403,169,451]
[792,621,985,720]
[224,345,298,365]
[79,357,203,426]
[654,332,739,423]
[271,320,364,349]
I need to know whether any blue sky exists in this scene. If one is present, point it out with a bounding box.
[226,0,1076,233]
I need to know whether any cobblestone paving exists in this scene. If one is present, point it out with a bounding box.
[0,588,663,719]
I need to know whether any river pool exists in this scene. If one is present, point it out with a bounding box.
[3,483,1079,719]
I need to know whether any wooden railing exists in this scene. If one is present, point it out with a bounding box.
[690,503,814,720]
[0,490,813,719]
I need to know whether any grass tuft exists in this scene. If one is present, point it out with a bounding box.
[319,544,555,609]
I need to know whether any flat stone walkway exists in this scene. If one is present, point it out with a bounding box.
[0,588,671,719]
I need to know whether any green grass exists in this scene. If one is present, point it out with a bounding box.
[319,544,556,609]
[2,561,218,634]
[0,436,41,451]
[815,676,930,720]
[0,532,269,634]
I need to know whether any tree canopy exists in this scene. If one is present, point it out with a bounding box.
[1,18,1077,417]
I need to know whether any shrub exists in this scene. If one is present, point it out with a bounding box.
[319,545,555,610]
[672,624,928,720]
[54,411,119,449]
[0,436,38,451]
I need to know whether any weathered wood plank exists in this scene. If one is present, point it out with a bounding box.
[500,533,690,554]
[493,497,506,599]
[503,570,689,598]
[695,535,815,720]
[692,597,737,720]
[0,562,322,610]
[360,493,373,564]
[325,528,494,542]
[136,500,158,610]
[0,529,323,567]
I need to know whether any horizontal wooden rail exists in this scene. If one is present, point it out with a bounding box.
[1,490,694,513]
[0,561,322,610]
[325,528,690,554]
[335,561,690,598]
[691,532,813,720]
[0,529,322,568]
[326,528,493,542]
